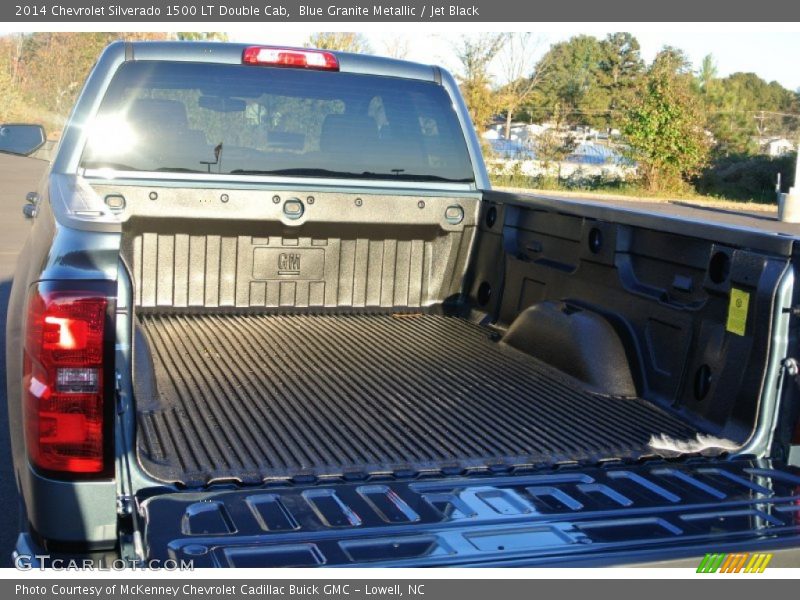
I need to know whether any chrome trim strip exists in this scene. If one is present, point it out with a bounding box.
[82,169,476,193]
[739,263,794,456]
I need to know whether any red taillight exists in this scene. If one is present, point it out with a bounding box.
[23,286,109,475]
[242,46,339,71]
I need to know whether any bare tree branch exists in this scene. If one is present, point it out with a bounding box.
[305,33,372,53]
[382,35,410,59]
[497,33,547,139]
[452,33,508,131]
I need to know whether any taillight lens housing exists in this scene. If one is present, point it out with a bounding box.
[23,283,113,477]
[242,46,339,71]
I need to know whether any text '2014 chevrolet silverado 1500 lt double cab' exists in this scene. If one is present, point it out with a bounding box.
[7,41,800,568]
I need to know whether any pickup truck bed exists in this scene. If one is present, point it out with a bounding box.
[135,310,701,486]
[11,42,800,564]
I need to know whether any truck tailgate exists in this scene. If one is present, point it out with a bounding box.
[138,458,800,567]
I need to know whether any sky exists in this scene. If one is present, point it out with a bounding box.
[223,28,800,91]
[1,25,799,91]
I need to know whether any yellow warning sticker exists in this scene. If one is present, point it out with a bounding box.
[726,288,750,336]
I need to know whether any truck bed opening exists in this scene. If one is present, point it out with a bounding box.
[134,311,705,486]
[115,183,789,489]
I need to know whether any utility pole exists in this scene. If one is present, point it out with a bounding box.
[754,110,767,137]
[795,140,800,192]
[778,140,800,222]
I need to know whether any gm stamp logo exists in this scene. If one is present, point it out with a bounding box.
[252,247,324,280]
[278,252,301,276]
[697,552,773,573]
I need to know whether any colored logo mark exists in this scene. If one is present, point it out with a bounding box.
[697,552,773,573]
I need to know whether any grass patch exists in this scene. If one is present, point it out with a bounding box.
[490,151,796,207]
[490,172,780,208]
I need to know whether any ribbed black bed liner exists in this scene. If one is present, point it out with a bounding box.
[135,312,702,486]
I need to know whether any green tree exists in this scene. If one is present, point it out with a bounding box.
[16,34,122,126]
[0,32,240,131]
[4,32,170,130]
[623,51,711,192]
[702,71,799,155]
[697,54,718,91]
[653,46,693,75]
[598,33,644,121]
[525,35,609,128]
[0,36,23,122]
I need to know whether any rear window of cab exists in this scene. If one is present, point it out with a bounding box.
[81,60,475,184]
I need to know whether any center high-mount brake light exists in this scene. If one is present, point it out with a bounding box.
[23,285,111,476]
[242,46,339,71]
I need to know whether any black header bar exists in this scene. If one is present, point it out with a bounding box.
[6,0,800,22]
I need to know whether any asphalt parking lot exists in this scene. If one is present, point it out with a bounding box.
[0,152,49,564]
